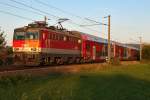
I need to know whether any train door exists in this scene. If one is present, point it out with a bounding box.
[113,44,116,58]
[42,31,50,48]
[92,46,96,60]
[40,31,46,48]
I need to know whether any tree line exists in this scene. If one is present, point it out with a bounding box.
[142,44,150,60]
[0,28,13,66]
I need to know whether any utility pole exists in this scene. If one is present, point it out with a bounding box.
[139,37,142,61]
[81,16,111,63]
[44,16,47,23]
[107,15,111,63]
[102,17,105,39]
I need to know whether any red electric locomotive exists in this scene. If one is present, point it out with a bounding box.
[13,21,139,66]
[13,21,82,66]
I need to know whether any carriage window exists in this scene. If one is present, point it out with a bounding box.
[48,34,52,39]
[101,45,108,56]
[56,34,59,40]
[86,43,90,51]
[14,32,25,40]
[52,34,55,40]
[123,48,127,57]
[60,35,63,40]
[54,34,57,40]
[66,36,69,41]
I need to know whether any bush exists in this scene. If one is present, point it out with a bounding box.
[5,56,13,65]
[142,44,150,60]
[0,75,31,87]
[0,59,3,66]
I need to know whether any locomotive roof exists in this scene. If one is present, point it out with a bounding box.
[41,28,82,39]
[14,27,25,32]
[15,25,82,39]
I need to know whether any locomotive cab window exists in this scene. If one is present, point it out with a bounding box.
[14,32,25,40]
[26,32,39,40]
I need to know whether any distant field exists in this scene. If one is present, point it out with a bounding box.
[0,62,150,100]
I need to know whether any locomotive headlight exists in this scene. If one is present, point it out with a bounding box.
[31,48,37,51]
[13,48,19,52]
[30,48,41,52]
[38,48,41,52]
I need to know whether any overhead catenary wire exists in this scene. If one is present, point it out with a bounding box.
[9,0,60,20]
[0,9,35,21]
[84,18,107,25]
[34,0,89,21]
[68,20,102,33]
[0,2,46,17]
[35,0,107,26]
[34,0,108,30]
[130,38,140,43]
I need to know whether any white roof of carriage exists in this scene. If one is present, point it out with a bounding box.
[81,33,108,44]
[81,32,139,50]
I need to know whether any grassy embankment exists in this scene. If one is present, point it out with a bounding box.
[0,62,150,100]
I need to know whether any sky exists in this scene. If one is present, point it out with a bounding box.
[0,0,150,45]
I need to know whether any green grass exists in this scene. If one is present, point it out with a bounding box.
[0,63,150,100]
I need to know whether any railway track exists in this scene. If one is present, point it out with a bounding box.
[0,63,81,72]
[0,63,102,76]
[0,61,139,77]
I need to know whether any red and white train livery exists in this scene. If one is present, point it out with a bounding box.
[13,21,139,66]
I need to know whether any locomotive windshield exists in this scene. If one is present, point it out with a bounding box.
[14,32,39,40]
[14,32,25,40]
[26,32,38,40]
